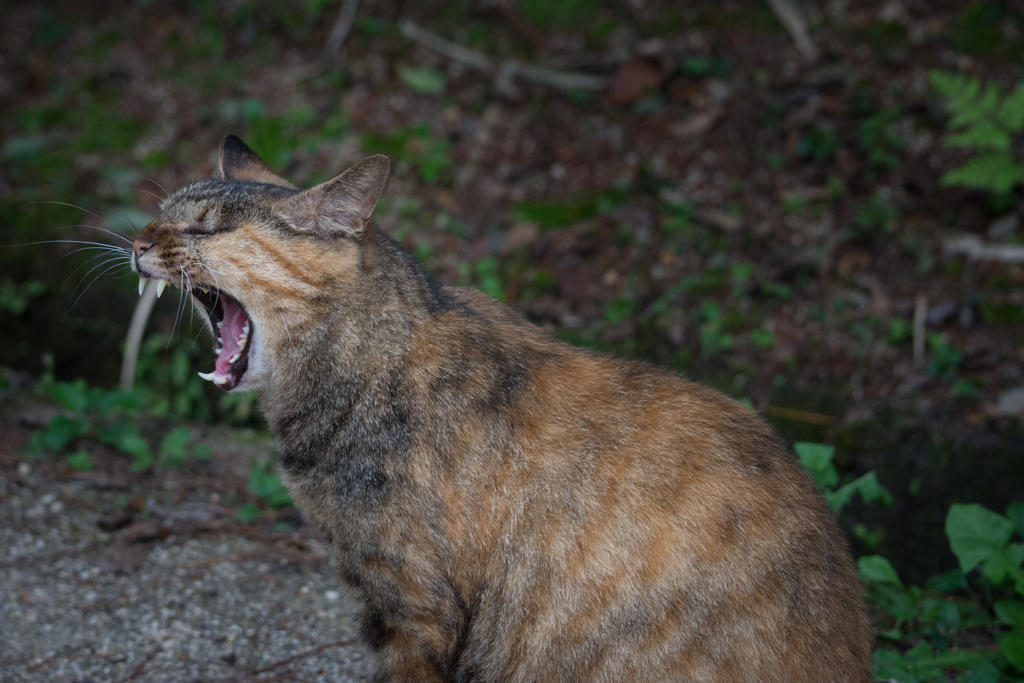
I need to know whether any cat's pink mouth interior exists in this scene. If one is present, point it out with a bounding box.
[191,288,253,390]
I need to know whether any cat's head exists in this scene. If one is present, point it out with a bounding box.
[130,135,390,393]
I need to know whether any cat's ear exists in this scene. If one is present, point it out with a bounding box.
[280,155,391,238]
[217,135,297,189]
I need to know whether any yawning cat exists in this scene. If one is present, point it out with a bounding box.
[131,136,871,682]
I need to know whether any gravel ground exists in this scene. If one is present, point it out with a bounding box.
[0,458,371,683]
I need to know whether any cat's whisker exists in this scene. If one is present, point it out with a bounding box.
[50,223,134,245]
[134,188,166,205]
[30,201,115,229]
[182,266,197,330]
[55,245,132,264]
[203,257,258,299]
[64,260,132,319]
[5,239,133,251]
[279,311,297,352]
[60,252,132,292]
[140,175,170,199]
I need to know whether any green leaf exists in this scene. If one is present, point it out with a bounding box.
[42,415,86,451]
[960,661,1000,683]
[51,381,88,414]
[946,503,1015,574]
[943,121,1011,152]
[398,66,446,95]
[859,555,902,587]
[1002,632,1024,672]
[940,152,1024,195]
[157,428,192,464]
[236,503,261,522]
[827,471,893,512]
[1007,501,1024,537]
[995,600,1024,628]
[794,442,838,489]
[999,82,1024,131]
[66,451,92,472]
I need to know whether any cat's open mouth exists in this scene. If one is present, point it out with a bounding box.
[191,287,253,391]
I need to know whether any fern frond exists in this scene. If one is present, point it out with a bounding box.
[949,84,1001,129]
[928,71,979,104]
[940,153,1024,195]
[943,121,1011,152]
[999,82,1024,132]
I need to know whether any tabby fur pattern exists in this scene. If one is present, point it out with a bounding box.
[130,136,872,682]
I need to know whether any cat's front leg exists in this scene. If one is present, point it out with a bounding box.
[354,576,470,683]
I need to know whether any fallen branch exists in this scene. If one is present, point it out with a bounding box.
[944,234,1024,263]
[765,405,834,426]
[764,0,819,63]
[398,19,608,93]
[120,278,158,391]
[913,294,927,373]
[320,0,360,64]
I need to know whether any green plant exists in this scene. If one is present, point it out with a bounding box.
[863,502,1024,681]
[695,301,733,356]
[930,71,1024,195]
[794,442,892,513]
[0,277,45,315]
[927,333,962,382]
[158,426,210,469]
[246,457,293,510]
[859,107,905,170]
[852,192,898,241]
[399,66,446,95]
[797,125,838,162]
[361,125,451,184]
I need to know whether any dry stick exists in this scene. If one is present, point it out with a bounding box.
[120,278,158,391]
[250,638,360,675]
[764,0,820,63]
[764,405,834,426]
[944,234,1024,263]
[320,0,360,64]
[398,19,608,91]
[116,649,160,683]
[913,293,928,373]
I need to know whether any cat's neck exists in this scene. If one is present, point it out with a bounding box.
[258,229,451,449]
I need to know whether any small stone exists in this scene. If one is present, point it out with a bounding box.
[987,214,1019,240]
[325,591,340,601]
[993,387,1024,416]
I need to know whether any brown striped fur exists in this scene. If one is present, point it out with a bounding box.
[132,136,872,682]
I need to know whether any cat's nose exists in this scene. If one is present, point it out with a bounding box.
[132,237,155,259]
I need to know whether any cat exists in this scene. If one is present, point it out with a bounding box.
[131,135,872,682]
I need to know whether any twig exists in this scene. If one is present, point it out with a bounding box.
[913,293,927,373]
[765,405,834,426]
[399,19,493,72]
[116,649,159,683]
[764,0,819,63]
[944,234,1024,263]
[398,19,608,92]
[251,638,360,675]
[320,0,360,64]
[120,278,158,391]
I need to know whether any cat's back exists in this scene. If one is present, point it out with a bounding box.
[423,287,871,682]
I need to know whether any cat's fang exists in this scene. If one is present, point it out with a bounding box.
[138,277,146,296]
[229,353,240,363]
[156,280,167,298]
[197,371,216,381]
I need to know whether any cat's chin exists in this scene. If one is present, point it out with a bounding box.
[190,287,255,391]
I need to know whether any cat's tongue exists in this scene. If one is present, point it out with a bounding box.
[215,299,249,376]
